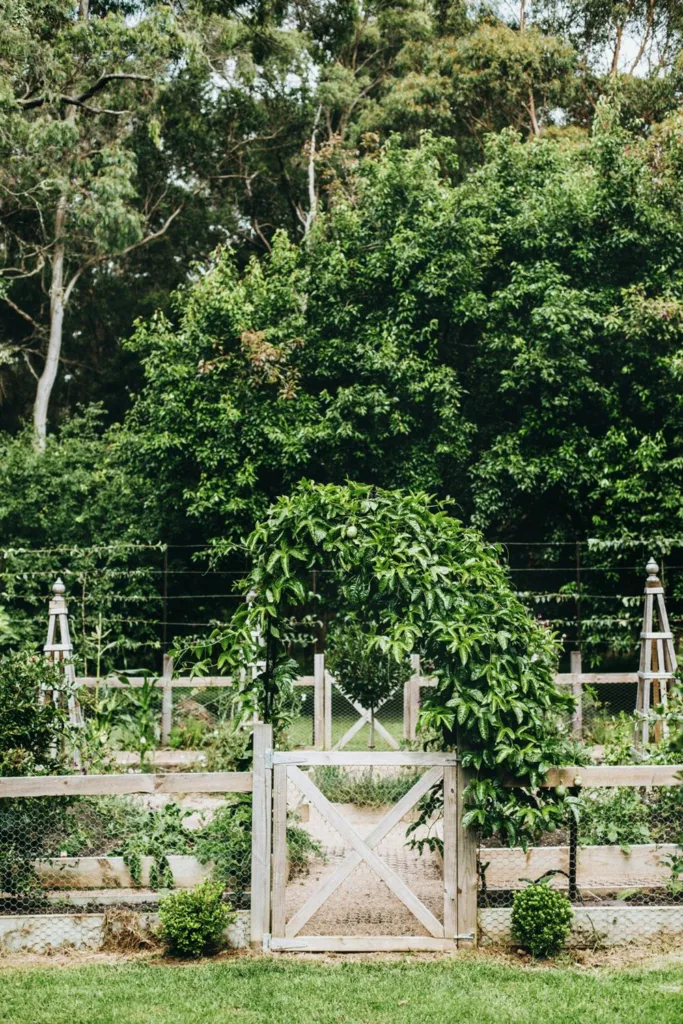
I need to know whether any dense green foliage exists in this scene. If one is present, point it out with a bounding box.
[158,880,233,957]
[511,880,573,957]
[128,105,683,550]
[191,480,577,844]
[2,4,683,699]
[0,648,68,775]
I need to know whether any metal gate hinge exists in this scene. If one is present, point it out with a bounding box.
[264,748,273,770]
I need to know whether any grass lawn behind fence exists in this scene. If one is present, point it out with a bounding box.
[2,957,683,1024]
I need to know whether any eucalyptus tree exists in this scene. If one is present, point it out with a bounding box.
[0,0,198,446]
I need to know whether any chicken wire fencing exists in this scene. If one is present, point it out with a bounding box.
[0,787,252,954]
[478,781,683,949]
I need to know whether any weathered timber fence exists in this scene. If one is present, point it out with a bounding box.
[480,762,683,948]
[3,754,683,954]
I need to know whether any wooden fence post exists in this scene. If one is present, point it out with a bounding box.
[250,722,273,949]
[404,654,421,741]
[323,661,332,751]
[314,652,326,750]
[570,650,583,739]
[455,762,477,947]
[161,654,174,746]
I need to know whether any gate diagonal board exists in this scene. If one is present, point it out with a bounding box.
[274,764,445,941]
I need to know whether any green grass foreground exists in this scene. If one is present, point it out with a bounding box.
[2,957,683,1024]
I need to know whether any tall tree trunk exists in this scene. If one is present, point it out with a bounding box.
[33,195,67,449]
[33,0,88,448]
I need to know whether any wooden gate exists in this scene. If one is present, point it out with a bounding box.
[261,748,477,953]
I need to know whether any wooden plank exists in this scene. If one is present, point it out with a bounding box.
[271,764,288,938]
[456,764,477,946]
[536,765,683,788]
[442,765,457,940]
[0,771,252,799]
[273,751,459,767]
[293,676,315,687]
[554,673,638,685]
[409,654,421,741]
[288,765,444,938]
[271,936,457,953]
[161,654,174,745]
[75,676,235,689]
[481,843,680,890]
[285,766,443,938]
[250,724,273,949]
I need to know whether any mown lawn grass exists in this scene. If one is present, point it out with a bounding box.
[2,957,683,1024]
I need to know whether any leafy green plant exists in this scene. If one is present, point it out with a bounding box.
[188,481,575,847]
[195,796,322,892]
[158,880,234,958]
[312,766,421,808]
[662,845,683,897]
[577,788,651,848]
[285,818,325,875]
[108,802,194,889]
[116,677,160,769]
[511,879,573,958]
[0,648,69,776]
[203,721,251,772]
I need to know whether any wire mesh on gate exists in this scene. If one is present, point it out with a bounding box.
[0,788,252,954]
[477,780,683,948]
[275,764,443,939]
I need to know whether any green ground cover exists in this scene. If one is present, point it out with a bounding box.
[1,957,682,1024]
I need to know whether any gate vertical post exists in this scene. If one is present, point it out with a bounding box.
[455,762,477,947]
[271,762,288,938]
[570,650,582,739]
[442,765,458,939]
[323,663,332,751]
[250,722,273,949]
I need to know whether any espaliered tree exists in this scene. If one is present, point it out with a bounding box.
[189,480,578,845]
[326,621,411,749]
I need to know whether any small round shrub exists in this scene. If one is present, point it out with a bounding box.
[511,880,573,958]
[158,880,234,958]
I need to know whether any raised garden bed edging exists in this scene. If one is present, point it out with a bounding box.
[34,854,213,891]
[0,910,250,955]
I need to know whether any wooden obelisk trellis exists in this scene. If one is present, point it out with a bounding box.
[636,558,677,747]
[44,577,83,727]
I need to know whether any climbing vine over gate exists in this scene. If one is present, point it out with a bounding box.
[189,481,577,846]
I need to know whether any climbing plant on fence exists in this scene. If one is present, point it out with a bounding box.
[188,480,578,845]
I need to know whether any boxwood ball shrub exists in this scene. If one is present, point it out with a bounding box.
[511,881,573,958]
[158,881,234,958]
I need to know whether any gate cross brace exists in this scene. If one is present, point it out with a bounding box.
[283,765,445,939]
